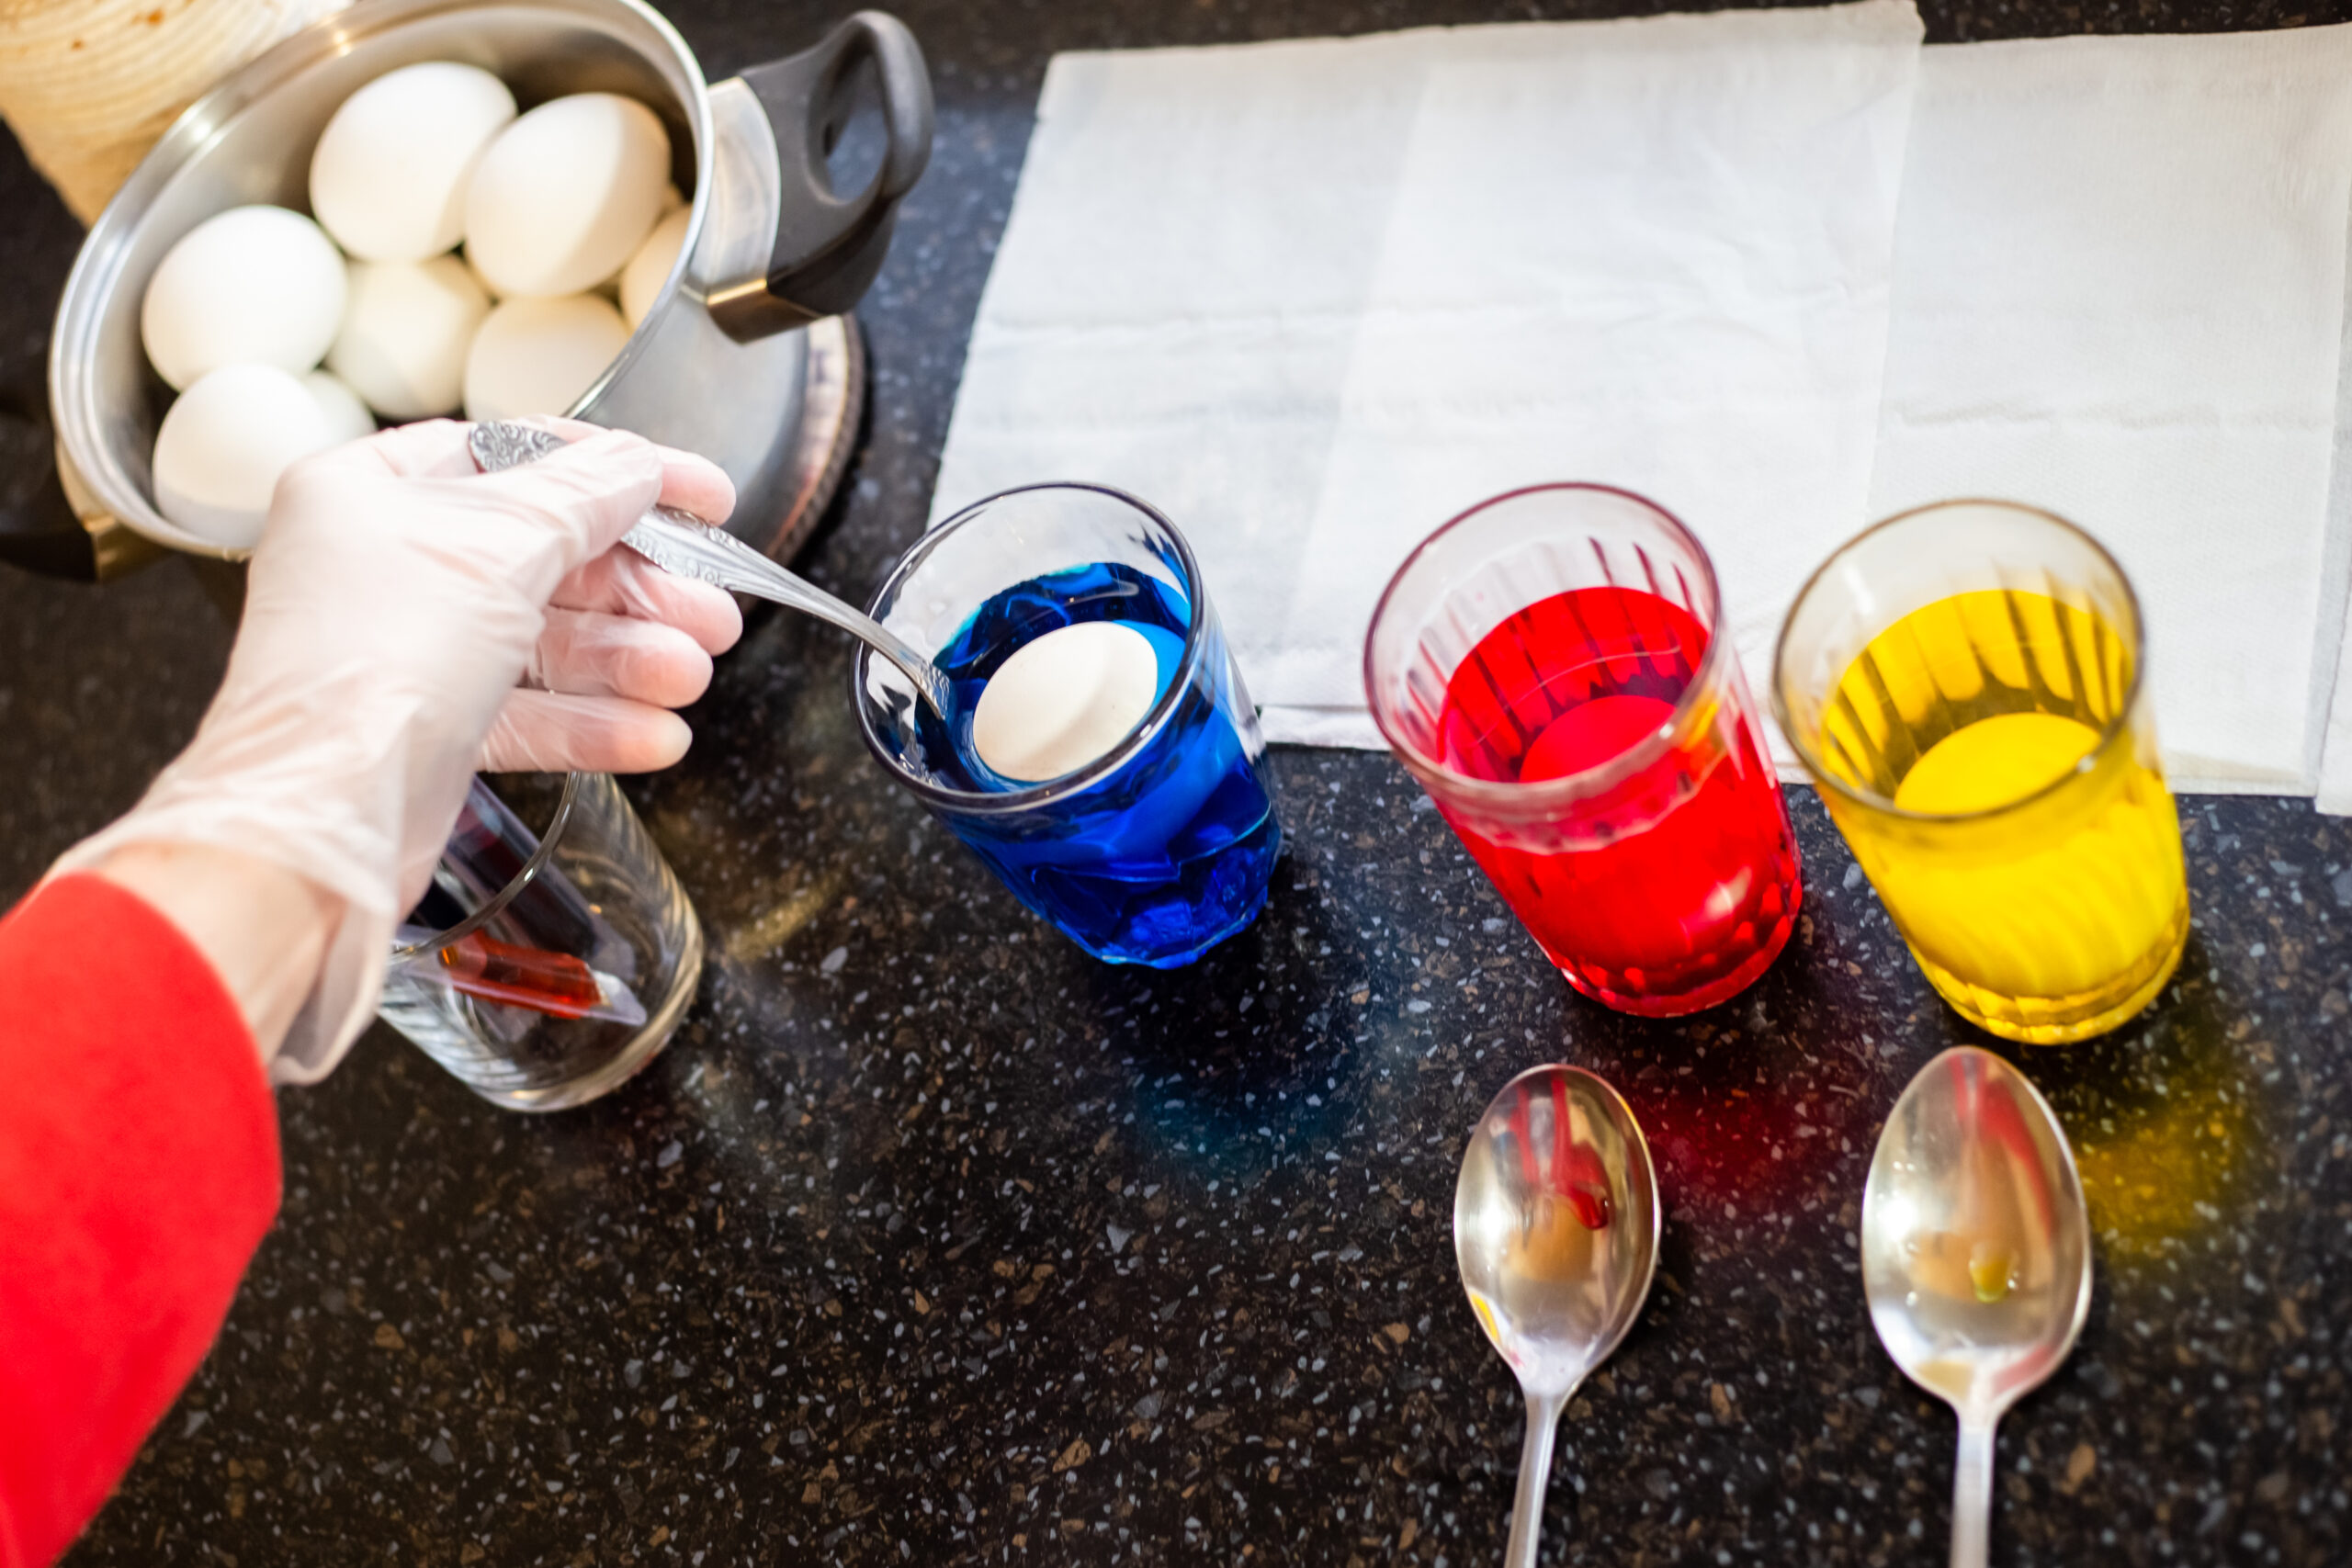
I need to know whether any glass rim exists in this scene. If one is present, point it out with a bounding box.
[1361,482,1736,808]
[852,481,1213,817]
[390,772,584,961]
[1768,497,2150,826]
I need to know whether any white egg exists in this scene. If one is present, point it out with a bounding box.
[619,206,690,328]
[464,94,671,299]
[302,370,378,444]
[152,365,338,548]
[327,254,492,419]
[462,293,630,421]
[141,206,346,390]
[972,621,1163,783]
[310,62,516,262]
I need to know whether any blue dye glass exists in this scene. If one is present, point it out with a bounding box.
[859,518,1281,967]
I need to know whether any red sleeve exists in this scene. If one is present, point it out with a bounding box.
[0,874,280,1568]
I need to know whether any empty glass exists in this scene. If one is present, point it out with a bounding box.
[854,483,1281,966]
[379,772,703,1111]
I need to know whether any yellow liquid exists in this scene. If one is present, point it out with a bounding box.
[1818,590,2188,1043]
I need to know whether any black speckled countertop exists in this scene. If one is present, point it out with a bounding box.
[6,1,2352,1563]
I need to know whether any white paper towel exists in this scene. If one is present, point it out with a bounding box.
[934,9,2352,795]
[930,26,1442,714]
[1869,28,2352,796]
[933,2,1927,748]
[1270,5,1925,741]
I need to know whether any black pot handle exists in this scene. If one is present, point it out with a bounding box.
[739,11,933,326]
[0,388,96,581]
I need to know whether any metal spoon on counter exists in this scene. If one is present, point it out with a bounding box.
[1454,1064,1660,1568]
[467,421,952,717]
[1862,1046,2092,1568]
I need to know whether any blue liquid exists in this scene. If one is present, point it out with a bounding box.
[890,562,1281,967]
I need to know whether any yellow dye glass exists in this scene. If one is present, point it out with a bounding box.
[1813,587,2188,1043]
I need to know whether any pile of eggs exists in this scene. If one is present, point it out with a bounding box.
[141,61,694,547]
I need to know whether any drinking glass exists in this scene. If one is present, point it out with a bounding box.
[854,483,1281,966]
[379,772,703,1110]
[1363,484,1802,1016]
[1771,500,2188,1044]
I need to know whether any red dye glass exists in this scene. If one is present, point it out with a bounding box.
[1431,584,1801,1014]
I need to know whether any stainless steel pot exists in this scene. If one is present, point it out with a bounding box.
[9,0,932,578]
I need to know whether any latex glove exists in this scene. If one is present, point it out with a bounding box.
[484,423,743,771]
[51,419,736,1084]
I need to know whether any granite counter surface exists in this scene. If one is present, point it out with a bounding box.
[1,1,2348,1563]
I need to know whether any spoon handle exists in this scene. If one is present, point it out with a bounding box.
[1505,1390,1565,1568]
[627,510,953,717]
[467,422,950,717]
[1951,1416,1996,1568]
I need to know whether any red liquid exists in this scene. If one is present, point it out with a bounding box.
[438,933,605,1019]
[1435,585,1800,1014]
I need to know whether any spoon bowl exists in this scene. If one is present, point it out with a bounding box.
[1862,1045,2091,1568]
[1455,1064,1660,1567]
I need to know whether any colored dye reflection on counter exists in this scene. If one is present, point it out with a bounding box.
[888,560,1281,966]
[1433,584,1800,1010]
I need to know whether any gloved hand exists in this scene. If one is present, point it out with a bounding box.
[52,418,739,1083]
